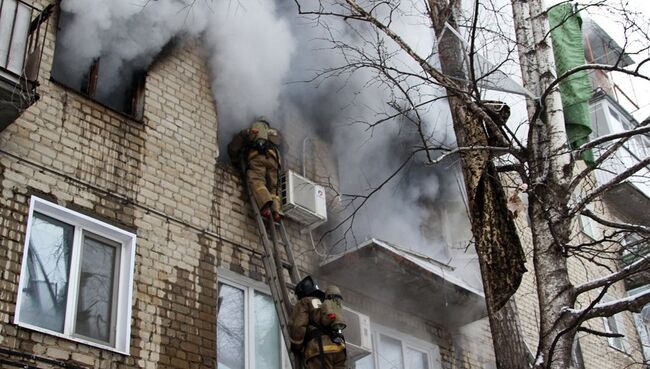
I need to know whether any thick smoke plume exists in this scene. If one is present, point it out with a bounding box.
[54,0,480,288]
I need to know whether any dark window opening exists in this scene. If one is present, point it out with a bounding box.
[50,9,145,119]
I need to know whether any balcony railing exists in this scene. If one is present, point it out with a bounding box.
[0,0,51,83]
[0,0,51,130]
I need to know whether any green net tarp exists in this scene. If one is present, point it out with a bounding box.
[548,3,594,164]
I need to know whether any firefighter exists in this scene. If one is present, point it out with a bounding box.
[289,276,347,369]
[321,286,346,345]
[227,117,284,221]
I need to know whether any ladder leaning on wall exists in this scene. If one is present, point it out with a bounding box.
[240,164,303,369]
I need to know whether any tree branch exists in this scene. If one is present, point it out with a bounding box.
[574,253,650,295]
[571,157,650,217]
[571,289,650,320]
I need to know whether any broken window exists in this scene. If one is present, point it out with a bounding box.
[50,9,145,119]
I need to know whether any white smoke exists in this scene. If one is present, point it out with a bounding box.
[53,0,480,288]
[55,0,208,82]
[203,0,296,125]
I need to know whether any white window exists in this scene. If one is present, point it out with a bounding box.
[578,203,597,240]
[602,296,629,352]
[628,286,650,365]
[217,272,285,369]
[570,338,585,369]
[353,324,441,369]
[570,194,598,240]
[15,197,136,354]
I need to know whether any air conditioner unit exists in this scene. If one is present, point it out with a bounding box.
[342,306,372,362]
[280,170,327,229]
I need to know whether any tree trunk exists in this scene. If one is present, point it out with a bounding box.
[510,1,577,368]
[428,1,531,368]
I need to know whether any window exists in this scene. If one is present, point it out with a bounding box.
[602,296,628,352]
[15,197,136,354]
[353,324,441,369]
[578,203,597,240]
[570,194,598,240]
[621,234,650,263]
[217,274,285,369]
[629,286,650,364]
[50,9,145,118]
[570,338,585,369]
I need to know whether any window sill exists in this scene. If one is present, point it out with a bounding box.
[15,321,130,355]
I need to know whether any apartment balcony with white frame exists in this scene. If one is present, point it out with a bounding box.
[589,91,650,225]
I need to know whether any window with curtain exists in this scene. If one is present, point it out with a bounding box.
[217,279,282,369]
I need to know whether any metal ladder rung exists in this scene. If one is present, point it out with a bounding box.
[240,164,302,369]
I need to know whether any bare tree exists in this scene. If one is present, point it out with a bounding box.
[292,0,650,368]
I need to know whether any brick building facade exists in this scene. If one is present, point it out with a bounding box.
[0,1,647,369]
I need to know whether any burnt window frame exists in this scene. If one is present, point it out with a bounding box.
[49,4,146,120]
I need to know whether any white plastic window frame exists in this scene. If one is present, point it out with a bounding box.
[578,202,598,240]
[217,269,288,369]
[627,285,650,362]
[570,193,598,240]
[366,323,442,369]
[605,102,649,160]
[14,196,136,354]
[569,337,585,369]
[601,295,628,353]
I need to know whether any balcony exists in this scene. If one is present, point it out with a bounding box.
[0,0,51,131]
[589,91,650,225]
[318,239,487,328]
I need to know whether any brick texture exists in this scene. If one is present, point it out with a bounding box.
[0,2,644,369]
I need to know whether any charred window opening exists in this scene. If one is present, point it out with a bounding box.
[50,8,146,119]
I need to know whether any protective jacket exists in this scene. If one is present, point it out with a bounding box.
[227,123,283,214]
[289,297,346,369]
[227,126,282,167]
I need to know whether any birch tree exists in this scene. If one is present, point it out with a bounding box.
[292,0,650,368]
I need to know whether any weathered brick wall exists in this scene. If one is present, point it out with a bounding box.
[0,3,323,369]
[3,3,644,369]
[450,319,497,369]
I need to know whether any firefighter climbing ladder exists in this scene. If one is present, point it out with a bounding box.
[241,167,302,369]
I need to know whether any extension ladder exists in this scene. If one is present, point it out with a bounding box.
[241,168,303,369]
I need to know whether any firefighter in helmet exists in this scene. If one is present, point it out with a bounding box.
[227,117,284,221]
[289,276,347,369]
